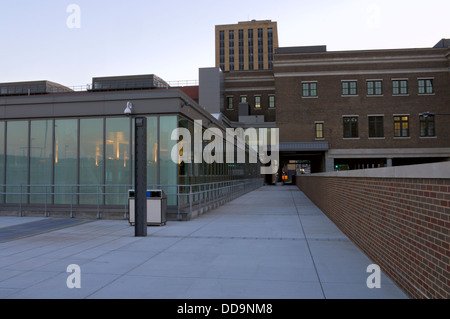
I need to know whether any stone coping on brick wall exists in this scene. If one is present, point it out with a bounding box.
[309,161,450,179]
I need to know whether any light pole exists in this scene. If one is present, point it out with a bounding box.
[125,102,147,237]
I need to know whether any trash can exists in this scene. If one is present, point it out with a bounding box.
[146,190,167,226]
[128,189,167,226]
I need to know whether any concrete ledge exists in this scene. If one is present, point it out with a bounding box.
[311,161,450,178]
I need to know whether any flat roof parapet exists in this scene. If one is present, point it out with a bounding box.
[0,80,73,96]
[91,74,170,92]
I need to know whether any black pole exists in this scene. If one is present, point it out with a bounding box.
[134,117,147,237]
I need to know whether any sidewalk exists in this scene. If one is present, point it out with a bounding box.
[0,185,408,299]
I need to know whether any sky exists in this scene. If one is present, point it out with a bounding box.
[0,0,448,88]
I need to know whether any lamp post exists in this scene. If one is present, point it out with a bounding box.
[125,102,147,237]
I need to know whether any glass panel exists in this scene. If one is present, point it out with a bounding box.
[54,119,78,204]
[80,118,104,204]
[105,117,130,205]
[0,122,4,203]
[6,121,28,203]
[147,117,158,187]
[160,116,178,206]
[30,120,53,203]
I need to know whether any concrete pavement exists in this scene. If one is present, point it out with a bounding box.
[0,185,409,299]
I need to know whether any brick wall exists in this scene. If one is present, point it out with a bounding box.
[296,175,450,299]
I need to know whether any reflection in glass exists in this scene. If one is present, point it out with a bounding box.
[147,117,158,187]
[54,119,78,204]
[160,116,177,205]
[105,117,130,205]
[30,120,53,203]
[6,121,28,203]
[80,118,104,204]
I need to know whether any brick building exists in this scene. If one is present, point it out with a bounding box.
[215,22,450,175]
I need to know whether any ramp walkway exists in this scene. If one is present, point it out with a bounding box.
[0,186,408,299]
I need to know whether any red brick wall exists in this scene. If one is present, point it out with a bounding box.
[296,175,450,299]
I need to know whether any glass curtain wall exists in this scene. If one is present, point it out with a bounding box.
[30,120,53,203]
[105,117,130,205]
[80,118,104,204]
[6,121,29,203]
[54,119,78,204]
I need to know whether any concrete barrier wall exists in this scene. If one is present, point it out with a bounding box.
[296,166,450,299]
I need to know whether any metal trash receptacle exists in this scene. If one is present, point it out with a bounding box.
[128,189,166,226]
[147,190,167,226]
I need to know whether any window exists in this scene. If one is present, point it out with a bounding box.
[240,96,247,103]
[248,29,254,70]
[302,82,317,97]
[238,29,244,71]
[418,79,434,94]
[258,28,264,69]
[315,122,324,139]
[367,80,382,96]
[269,95,275,108]
[226,97,233,109]
[254,96,261,108]
[268,28,274,69]
[368,116,384,138]
[229,30,235,71]
[342,81,357,96]
[420,114,435,137]
[343,117,359,138]
[393,80,408,95]
[394,116,409,137]
[219,31,225,70]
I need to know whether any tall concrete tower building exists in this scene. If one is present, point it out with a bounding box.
[215,20,278,72]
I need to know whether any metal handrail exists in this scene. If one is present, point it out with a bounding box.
[0,179,263,219]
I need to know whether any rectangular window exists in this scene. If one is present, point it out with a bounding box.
[240,96,247,103]
[6,121,29,203]
[30,120,53,204]
[342,81,357,96]
[367,80,382,96]
[105,118,130,205]
[229,30,234,71]
[254,96,261,108]
[268,28,274,69]
[226,96,233,109]
[269,95,275,108]
[257,28,264,70]
[368,116,384,138]
[420,114,435,137]
[79,118,104,204]
[238,29,244,71]
[394,116,409,137]
[219,31,225,70]
[393,80,408,95]
[248,29,254,70]
[0,122,4,203]
[315,122,324,139]
[54,119,78,204]
[418,79,434,94]
[302,82,317,97]
[343,117,359,138]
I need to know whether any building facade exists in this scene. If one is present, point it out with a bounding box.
[215,21,449,175]
[215,20,278,72]
[273,43,450,171]
[0,75,262,220]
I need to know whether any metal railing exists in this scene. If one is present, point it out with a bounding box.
[0,179,263,220]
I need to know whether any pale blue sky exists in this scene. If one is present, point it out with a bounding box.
[0,0,448,87]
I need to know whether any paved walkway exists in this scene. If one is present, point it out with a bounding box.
[0,186,408,299]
